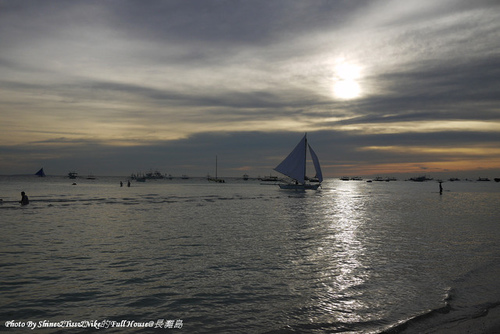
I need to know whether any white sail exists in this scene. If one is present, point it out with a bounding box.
[274,134,307,184]
[308,144,323,183]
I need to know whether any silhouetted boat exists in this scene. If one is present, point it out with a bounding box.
[145,170,164,179]
[409,176,433,182]
[274,133,323,190]
[68,171,78,179]
[208,155,225,183]
[135,174,146,182]
[35,168,46,177]
[260,175,280,182]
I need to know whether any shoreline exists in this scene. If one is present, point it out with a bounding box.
[415,304,500,334]
[434,305,500,334]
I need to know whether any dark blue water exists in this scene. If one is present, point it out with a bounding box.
[1,176,499,333]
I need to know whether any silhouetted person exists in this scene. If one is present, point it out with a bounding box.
[127,180,130,187]
[20,191,29,205]
[120,181,123,187]
[439,181,443,195]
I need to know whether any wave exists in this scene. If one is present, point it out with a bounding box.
[380,290,453,334]
[381,300,500,334]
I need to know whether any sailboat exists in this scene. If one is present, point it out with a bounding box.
[35,168,46,177]
[274,133,323,190]
[208,155,225,183]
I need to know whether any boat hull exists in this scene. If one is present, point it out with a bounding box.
[279,183,320,190]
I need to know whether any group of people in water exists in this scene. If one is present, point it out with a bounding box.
[120,181,131,187]
[14,180,133,205]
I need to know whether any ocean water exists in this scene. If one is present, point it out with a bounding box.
[1,175,499,333]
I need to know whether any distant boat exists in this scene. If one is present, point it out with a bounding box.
[260,175,280,182]
[494,178,500,182]
[274,133,323,190]
[86,174,96,180]
[243,174,249,180]
[259,174,282,185]
[35,168,46,177]
[181,175,189,179]
[477,177,490,181]
[133,172,146,182]
[145,170,164,179]
[339,176,350,181]
[208,155,225,183]
[68,171,78,179]
[409,176,433,182]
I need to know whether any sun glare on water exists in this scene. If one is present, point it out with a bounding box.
[333,61,362,99]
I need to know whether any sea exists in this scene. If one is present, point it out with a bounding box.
[1,175,499,334]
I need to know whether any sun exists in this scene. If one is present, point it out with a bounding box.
[333,61,362,99]
[334,80,361,99]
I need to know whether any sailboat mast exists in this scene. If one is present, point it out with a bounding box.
[216,155,218,179]
[304,133,307,184]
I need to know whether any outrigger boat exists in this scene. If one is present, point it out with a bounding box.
[274,133,323,190]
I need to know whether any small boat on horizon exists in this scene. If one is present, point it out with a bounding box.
[145,170,165,179]
[35,168,46,177]
[409,176,433,182]
[208,155,225,183]
[130,172,145,181]
[373,176,398,182]
[68,171,78,179]
[260,175,281,182]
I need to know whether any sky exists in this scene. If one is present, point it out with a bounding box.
[1,0,499,178]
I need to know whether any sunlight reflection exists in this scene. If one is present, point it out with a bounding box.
[310,181,373,324]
